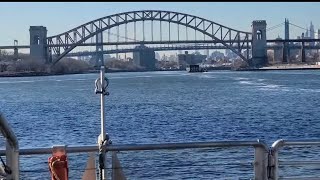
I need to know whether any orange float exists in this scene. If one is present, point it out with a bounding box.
[48,147,69,180]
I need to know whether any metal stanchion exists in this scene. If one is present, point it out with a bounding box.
[95,66,110,180]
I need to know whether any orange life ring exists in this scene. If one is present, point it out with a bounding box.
[48,155,69,180]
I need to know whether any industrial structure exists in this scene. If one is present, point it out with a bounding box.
[132,45,156,70]
[177,51,207,69]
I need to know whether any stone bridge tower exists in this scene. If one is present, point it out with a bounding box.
[251,20,267,67]
[29,26,48,63]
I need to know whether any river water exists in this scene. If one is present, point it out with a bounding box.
[1,70,320,179]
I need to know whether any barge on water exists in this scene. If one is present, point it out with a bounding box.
[186,64,207,72]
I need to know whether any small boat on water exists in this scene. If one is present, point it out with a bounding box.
[186,64,207,73]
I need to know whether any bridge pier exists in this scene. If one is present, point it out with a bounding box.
[251,21,267,67]
[13,40,18,60]
[301,42,306,62]
[288,48,290,63]
[282,43,290,63]
[48,48,52,63]
[13,48,18,61]
[29,26,48,63]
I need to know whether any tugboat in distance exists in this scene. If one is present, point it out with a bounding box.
[186,64,207,73]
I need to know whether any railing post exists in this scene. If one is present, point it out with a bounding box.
[269,139,284,180]
[0,113,19,180]
[95,66,110,180]
[253,140,268,180]
[5,141,19,180]
[268,149,278,180]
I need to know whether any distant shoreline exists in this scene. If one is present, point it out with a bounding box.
[0,69,183,78]
[237,64,320,71]
[0,71,88,78]
[0,66,235,77]
[1,65,318,77]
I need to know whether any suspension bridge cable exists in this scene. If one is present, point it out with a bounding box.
[266,22,285,31]
[267,24,285,32]
[289,22,309,31]
[289,22,318,36]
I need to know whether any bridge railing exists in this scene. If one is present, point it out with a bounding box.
[269,139,320,180]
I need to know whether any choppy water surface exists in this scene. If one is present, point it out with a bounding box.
[1,70,320,179]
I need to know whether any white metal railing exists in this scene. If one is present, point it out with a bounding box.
[2,114,320,180]
[0,140,268,180]
[106,140,269,180]
[0,113,19,180]
[269,139,320,180]
[1,138,320,180]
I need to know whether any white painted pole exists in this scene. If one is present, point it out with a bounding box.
[100,66,107,180]
[100,66,106,145]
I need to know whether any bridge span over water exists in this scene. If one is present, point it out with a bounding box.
[1,10,320,67]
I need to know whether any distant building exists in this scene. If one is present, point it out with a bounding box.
[133,45,156,70]
[310,22,315,46]
[225,49,237,59]
[210,51,225,60]
[290,42,301,61]
[178,51,193,66]
[177,51,206,66]
[310,22,315,39]
[242,49,252,60]
[273,36,283,63]
[193,52,207,63]
[155,52,161,61]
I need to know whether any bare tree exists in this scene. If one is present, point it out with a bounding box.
[50,58,93,74]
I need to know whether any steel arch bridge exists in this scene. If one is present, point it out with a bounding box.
[47,10,252,65]
[66,44,252,57]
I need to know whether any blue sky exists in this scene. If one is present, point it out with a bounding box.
[1,2,320,53]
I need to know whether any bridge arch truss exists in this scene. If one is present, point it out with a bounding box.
[47,10,252,65]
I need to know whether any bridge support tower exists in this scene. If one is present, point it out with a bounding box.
[29,26,48,63]
[283,18,290,63]
[301,42,306,62]
[251,21,267,67]
[13,40,19,60]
